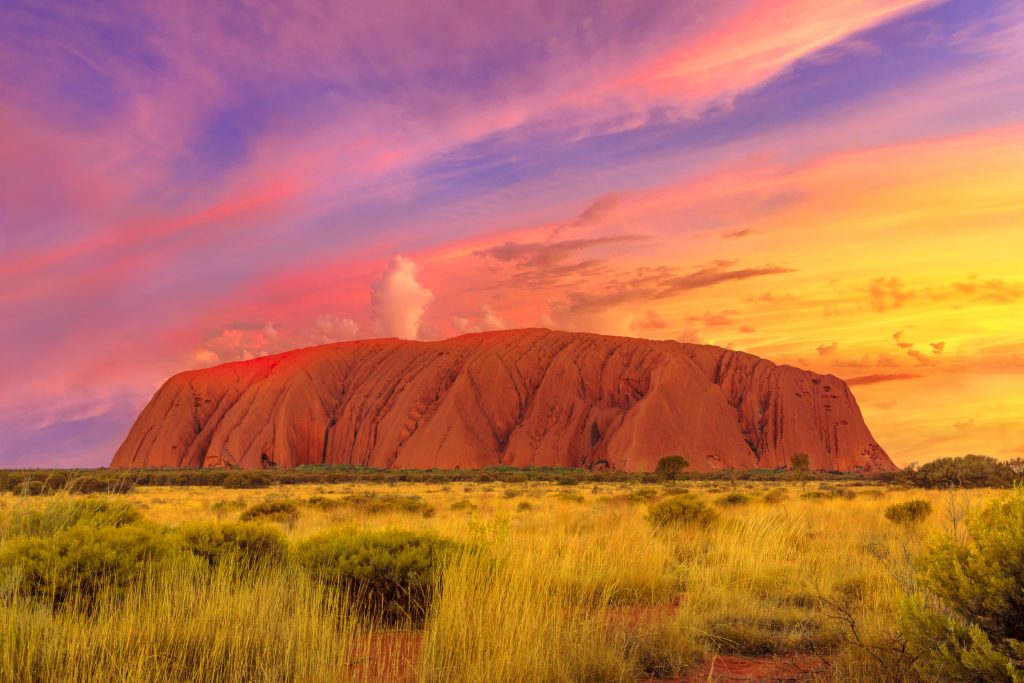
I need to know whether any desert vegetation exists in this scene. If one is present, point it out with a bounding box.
[0,460,1021,682]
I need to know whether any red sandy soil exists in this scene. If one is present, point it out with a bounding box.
[113,329,893,472]
[677,654,827,682]
[351,630,421,683]
[612,598,828,683]
[604,593,683,629]
[355,607,828,682]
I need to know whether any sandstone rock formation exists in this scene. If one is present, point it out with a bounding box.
[111,329,895,472]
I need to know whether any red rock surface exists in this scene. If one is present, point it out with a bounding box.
[110,329,895,472]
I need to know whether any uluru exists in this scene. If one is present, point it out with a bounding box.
[111,329,894,472]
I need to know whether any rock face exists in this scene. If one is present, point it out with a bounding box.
[111,329,895,472]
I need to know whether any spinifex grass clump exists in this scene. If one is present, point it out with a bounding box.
[304,495,342,511]
[630,487,660,501]
[802,485,856,501]
[646,494,718,528]
[179,522,288,570]
[884,499,932,526]
[821,485,857,500]
[209,496,247,519]
[0,524,172,609]
[296,528,454,624]
[65,474,136,494]
[556,491,585,504]
[0,496,166,610]
[239,498,300,526]
[716,491,751,507]
[0,564,392,683]
[342,492,435,517]
[6,497,141,538]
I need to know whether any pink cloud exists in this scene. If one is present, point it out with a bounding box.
[638,0,928,108]
[370,255,434,339]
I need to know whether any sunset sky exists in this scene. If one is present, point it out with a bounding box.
[2,0,1022,468]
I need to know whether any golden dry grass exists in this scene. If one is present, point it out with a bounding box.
[0,479,998,682]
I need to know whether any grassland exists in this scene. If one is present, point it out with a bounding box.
[0,477,1008,682]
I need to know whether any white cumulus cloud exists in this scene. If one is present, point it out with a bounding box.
[315,314,360,342]
[370,255,434,339]
[453,305,505,334]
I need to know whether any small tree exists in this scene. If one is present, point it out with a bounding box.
[726,467,739,490]
[790,452,811,492]
[655,455,689,482]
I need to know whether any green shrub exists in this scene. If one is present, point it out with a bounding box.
[296,529,455,623]
[304,495,342,511]
[900,489,1024,681]
[7,498,142,538]
[516,501,533,512]
[342,492,434,518]
[764,488,789,504]
[884,500,932,526]
[62,475,135,494]
[630,487,659,501]
[556,491,585,504]
[209,497,247,519]
[178,522,287,570]
[907,454,1016,489]
[716,492,751,507]
[647,495,718,528]
[64,476,102,494]
[555,475,579,486]
[804,485,857,501]
[239,499,300,526]
[0,524,171,608]
[221,471,272,489]
[819,485,857,500]
[15,480,46,496]
[450,500,477,512]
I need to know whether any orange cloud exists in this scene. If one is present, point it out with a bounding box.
[848,373,922,386]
